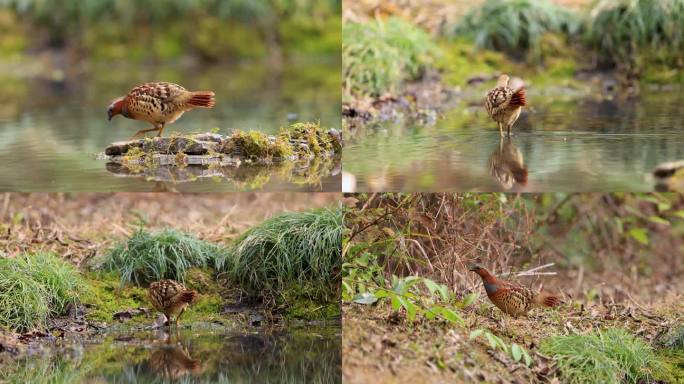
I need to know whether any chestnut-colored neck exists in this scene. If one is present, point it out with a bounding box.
[474,268,497,284]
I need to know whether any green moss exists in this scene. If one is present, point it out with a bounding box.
[279,283,340,321]
[184,267,221,294]
[657,348,684,383]
[280,122,336,156]
[228,130,293,160]
[182,294,224,323]
[81,271,148,324]
[436,39,508,87]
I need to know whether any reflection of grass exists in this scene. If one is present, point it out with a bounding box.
[0,252,85,331]
[0,355,92,384]
[343,18,438,98]
[540,328,667,384]
[221,207,342,302]
[101,227,227,286]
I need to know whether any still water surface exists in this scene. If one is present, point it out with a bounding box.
[0,324,340,383]
[0,58,340,191]
[344,91,684,192]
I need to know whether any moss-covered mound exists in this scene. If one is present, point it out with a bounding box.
[104,122,342,168]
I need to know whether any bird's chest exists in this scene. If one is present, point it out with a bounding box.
[126,97,183,123]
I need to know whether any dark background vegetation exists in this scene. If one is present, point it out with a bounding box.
[0,0,341,63]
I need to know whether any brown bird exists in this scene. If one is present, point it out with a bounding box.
[148,279,197,326]
[107,82,215,139]
[469,264,560,317]
[485,74,527,136]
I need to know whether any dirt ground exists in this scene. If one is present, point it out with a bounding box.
[0,192,339,265]
[343,290,682,383]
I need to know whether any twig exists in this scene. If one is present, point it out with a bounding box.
[514,263,557,277]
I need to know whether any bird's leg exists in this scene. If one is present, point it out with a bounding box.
[156,123,166,137]
[506,124,512,137]
[129,125,160,141]
[175,307,187,327]
[498,122,504,137]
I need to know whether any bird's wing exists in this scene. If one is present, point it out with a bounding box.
[126,83,188,116]
[485,87,513,116]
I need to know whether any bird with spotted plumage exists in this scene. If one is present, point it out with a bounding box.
[148,279,197,326]
[468,264,560,318]
[107,82,215,139]
[485,74,527,136]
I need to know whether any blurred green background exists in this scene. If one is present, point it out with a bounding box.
[0,0,342,191]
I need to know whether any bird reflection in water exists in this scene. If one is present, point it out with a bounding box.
[144,330,203,380]
[487,137,528,190]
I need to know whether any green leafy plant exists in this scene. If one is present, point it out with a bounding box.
[0,252,85,331]
[540,328,666,384]
[470,329,533,367]
[222,207,342,302]
[343,17,439,98]
[100,227,225,286]
[346,263,468,326]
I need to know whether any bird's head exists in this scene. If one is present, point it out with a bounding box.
[496,74,510,88]
[468,263,485,272]
[107,97,125,120]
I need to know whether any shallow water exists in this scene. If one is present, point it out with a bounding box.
[0,57,340,191]
[344,91,684,192]
[0,324,341,383]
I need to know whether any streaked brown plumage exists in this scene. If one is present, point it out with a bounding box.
[485,74,526,136]
[107,82,215,139]
[469,264,560,317]
[487,137,528,189]
[148,279,197,325]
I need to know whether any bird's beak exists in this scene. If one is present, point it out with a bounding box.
[108,110,113,121]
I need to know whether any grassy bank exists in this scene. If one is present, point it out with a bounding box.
[0,205,342,334]
[343,0,684,106]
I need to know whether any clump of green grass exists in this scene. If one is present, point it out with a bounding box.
[100,227,226,286]
[343,17,439,98]
[584,0,684,69]
[453,0,579,61]
[221,207,342,302]
[540,328,666,384]
[0,252,85,331]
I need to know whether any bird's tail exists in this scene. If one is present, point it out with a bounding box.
[535,292,561,307]
[510,88,527,107]
[187,91,215,108]
[180,290,197,303]
[512,167,528,185]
